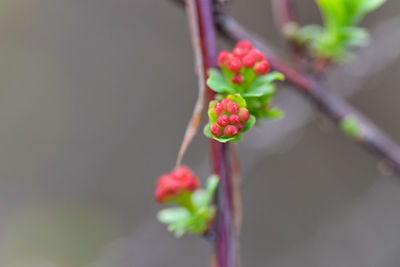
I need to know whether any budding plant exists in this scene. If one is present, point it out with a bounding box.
[204,41,284,143]
[155,166,218,236]
[155,40,284,236]
[288,0,386,60]
[158,0,396,266]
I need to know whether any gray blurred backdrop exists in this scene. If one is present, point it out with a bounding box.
[1,0,400,266]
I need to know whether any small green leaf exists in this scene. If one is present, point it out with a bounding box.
[294,0,385,61]
[212,134,242,143]
[251,72,285,88]
[359,0,385,14]
[192,175,219,209]
[264,108,284,119]
[192,190,207,207]
[341,27,369,47]
[158,207,191,224]
[208,107,218,122]
[207,69,235,94]
[291,25,324,44]
[203,175,219,207]
[227,94,247,108]
[242,115,256,133]
[242,72,284,97]
[243,84,275,98]
[316,0,347,29]
[208,100,219,109]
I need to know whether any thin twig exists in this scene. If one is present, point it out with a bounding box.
[175,0,206,167]
[216,13,400,174]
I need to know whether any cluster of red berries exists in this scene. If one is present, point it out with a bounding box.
[154,166,199,203]
[210,98,250,138]
[217,40,270,85]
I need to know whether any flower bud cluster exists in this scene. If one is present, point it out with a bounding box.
[154,166,199,203]
[210,98,250,138]
[217,40,271,85]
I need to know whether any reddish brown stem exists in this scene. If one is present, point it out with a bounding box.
[193,0,237,266]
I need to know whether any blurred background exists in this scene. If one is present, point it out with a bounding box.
[1,0,400,266]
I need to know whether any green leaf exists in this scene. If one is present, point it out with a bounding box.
[242,72,284,97]
[291,25,324,44]
[192,190,207,207]
[293,0,385,61]
[341,27,369,47]
[208,107,218,122]
[227,94,247,107]
[192,175,219,209]
[243,84,275,98]
[242,115,256,133]
[316,0,347,29]
[207,69,235,94]
[168,217,193,237]
[264,108,284,119]
[158,207,191,224]
[203,175,219,207]
[208,100,218,109]
[251,72,285,87]
[359,0,385,14]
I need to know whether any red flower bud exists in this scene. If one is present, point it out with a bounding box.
[221,98,232,106]
[227,57,242,73]
[254,60,270,76]
[237,123,244,131]
[248,49,265,62]
[155,174,179,203]
[224,125,239,137]
[213,102,226,115]
[235,40,253,52]
[227,102,240,114]
[239,108,250,123]
[229,114,241,125]
[211,123,223,137]
[232,47,247,58]
[217,114,229,127]
[242,54,256,68]
[231,74,244,85]
[172,166,199,192]
[217,50,231,67]
[154,166,199,203]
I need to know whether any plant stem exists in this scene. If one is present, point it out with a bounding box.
[189,0,237,266]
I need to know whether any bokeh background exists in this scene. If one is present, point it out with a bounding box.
[1,0,400,266]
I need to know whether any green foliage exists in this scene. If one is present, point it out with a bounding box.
[291,0,385,60]
[206,69,235,94]
[227,93,247,108]
[157,175,219,237]
[242,72,284,97]
[207,69,284,120]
